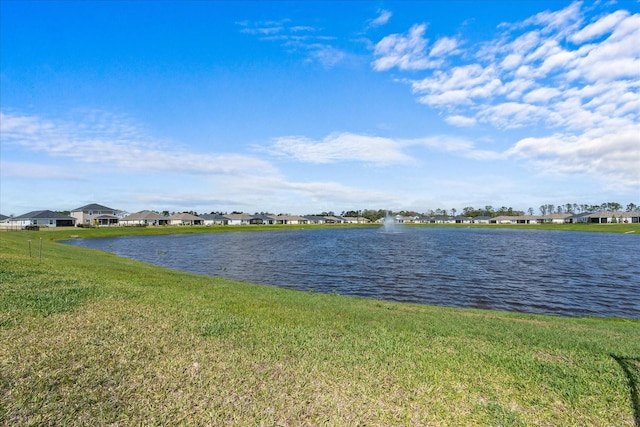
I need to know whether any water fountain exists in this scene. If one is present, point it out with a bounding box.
[380,212,402,233]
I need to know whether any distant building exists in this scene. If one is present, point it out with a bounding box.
[5,210,76,228]
[70,203,119,226]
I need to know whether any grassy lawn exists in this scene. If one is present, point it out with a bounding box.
[1,226,639,425]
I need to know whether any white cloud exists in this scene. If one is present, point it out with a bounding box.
[506,124,640,189]
[429,36,460,57]
[0,111,278,177]
[372,24,443,71]
[306,44,346,68]
[267,131,502,164]
[0,160,81,180]
[523,87,562,103]
[569,9,629,43]
[372,2,639,190]
[268,132,415,165]
[445,115,477,127]
[369,9,392,28]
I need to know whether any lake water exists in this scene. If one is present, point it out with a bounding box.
[63,227,640,318]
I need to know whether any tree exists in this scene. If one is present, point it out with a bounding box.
[528,207,534,215]
[540,205,547,216]
[627,203,638,212]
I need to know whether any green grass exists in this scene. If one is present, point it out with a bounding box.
[1,227,639,425]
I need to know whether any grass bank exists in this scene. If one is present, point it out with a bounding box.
[1,228,639,425]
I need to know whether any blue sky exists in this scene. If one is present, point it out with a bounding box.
[1,1,639,216]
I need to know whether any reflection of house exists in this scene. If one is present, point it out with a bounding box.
[120,211,169,226]
[7,210,76,228]
[168,213,204,225]
[71,203,119,226]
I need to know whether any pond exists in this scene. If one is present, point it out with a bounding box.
[63,227,640,318]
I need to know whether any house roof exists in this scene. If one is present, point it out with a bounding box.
[122,210,166,221]
[200,213,228,220]
[169,213,203,220]
[95,214,119,220]
[0,214,9,222]
[491,216,516,221]
[274,215,307,221]
[12,210,75,220]
[584,210,640,217]
[224,213,254,220]
[540,213,573,219]
[71,203,115,212]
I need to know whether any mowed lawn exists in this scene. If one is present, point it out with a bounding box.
[1,227,639,426]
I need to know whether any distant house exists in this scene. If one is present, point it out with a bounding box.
[539,213,573,224]
[568,213,592,224]
[514,215,539,224]
[489,216,516,224]
[304,215,327,224]
[6,210,76,228]
[168,213,204,226]
[342,216,371,224]
[472,216,492,224]
[432,216,452,224]
[453,215,472,224]
[248,214,276,225]
[200,213,229,226]
[70,203,119,226]
[323,215,345,224]
[120,210,169,226]
[224,213,254,225]
[0,214,9,223]
[272,215,308,225]
[582,210,640,224]
[414,216,432,223]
